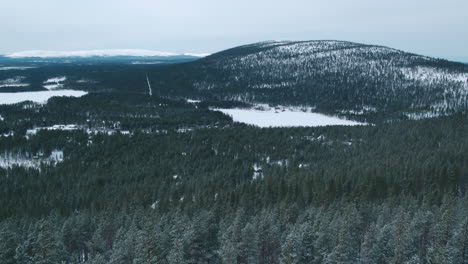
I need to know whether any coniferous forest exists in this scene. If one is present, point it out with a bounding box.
[0,95,467,263]
[0,40,467,264]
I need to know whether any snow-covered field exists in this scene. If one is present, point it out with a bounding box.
[0,90,87,105]
[215,107,365,127]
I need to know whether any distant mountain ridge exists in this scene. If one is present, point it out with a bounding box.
[3,49,210,58]
[150,40,468,119]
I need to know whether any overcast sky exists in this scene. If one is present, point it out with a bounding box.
[1,0,467,60]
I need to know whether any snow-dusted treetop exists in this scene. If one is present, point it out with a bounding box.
[5,49,210,58]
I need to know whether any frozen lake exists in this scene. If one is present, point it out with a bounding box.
[0,90,87,105]
[215,107,365,127]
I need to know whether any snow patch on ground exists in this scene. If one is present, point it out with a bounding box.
[43,76,67,90]
[186,98,201,104]
[26,124,131,138]
[404,111,444,120]
[44,76,66,83]
[0,90,87,105]
[0,150,64,169]
[214,106,365,127]
[252,163,263,180]
[400,66,468,111]
[400,66,468,85]
[0,83,29,88]
[0,76,29,88]
[1,131,14,137]
[340,106,377,115]
[150,201,159,209]
[76,79,97,84]
[43,84,63,90]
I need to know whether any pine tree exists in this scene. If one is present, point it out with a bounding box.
[109,223,138,264]
[360,223,379,264]
[31,218,67,264]
[219,209,246,263]
[0,222,18,264]
[134,224,159,264]
[299,222,315,264]
[167,214,189,264]
[87,223,108,261]
[324,221,356,264]
[90,253,108,264]
[280,224,301,264]
[219,220,238,264]
[167,234,187,264]
[390,208,415,264]
[447,218,468,264]
[238,221,259,264]
[14,224,36,264]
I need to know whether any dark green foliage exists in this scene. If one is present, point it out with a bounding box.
[1,114,466,218]
[1,198,468,263]
[0,87,466,263]
[0,93,232,132]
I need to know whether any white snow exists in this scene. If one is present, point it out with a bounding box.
[26,124,131,139]
[43,84,63,90]
[252,163,264,180]
[0,154,39,169]
[271,159,289,167]
[183,53,211,57]
[0,76,29,88]
[150,201,159,209]
[43,76,67,90]
[6,49,210,58]
[26,125,81,138]
[0,83,29,88]
[0,67,36,71]
[0,131,14,137]
[186,98,201,104]
[49,150,64,162]
[0,149,64,169]
[400,66,468,85]
[44,76,66,83]
[0,90,87,105]
[214,107,365,127]
[146,74,152,96]
[404,111,443,120]
[340,106,377,115]
[0,115,4,121]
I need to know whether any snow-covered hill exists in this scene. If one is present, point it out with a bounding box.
[157,40,468,119]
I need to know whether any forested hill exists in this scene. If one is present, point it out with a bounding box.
[150,40,468,118]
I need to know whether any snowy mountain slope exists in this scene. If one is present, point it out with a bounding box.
[154,40,468,118]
